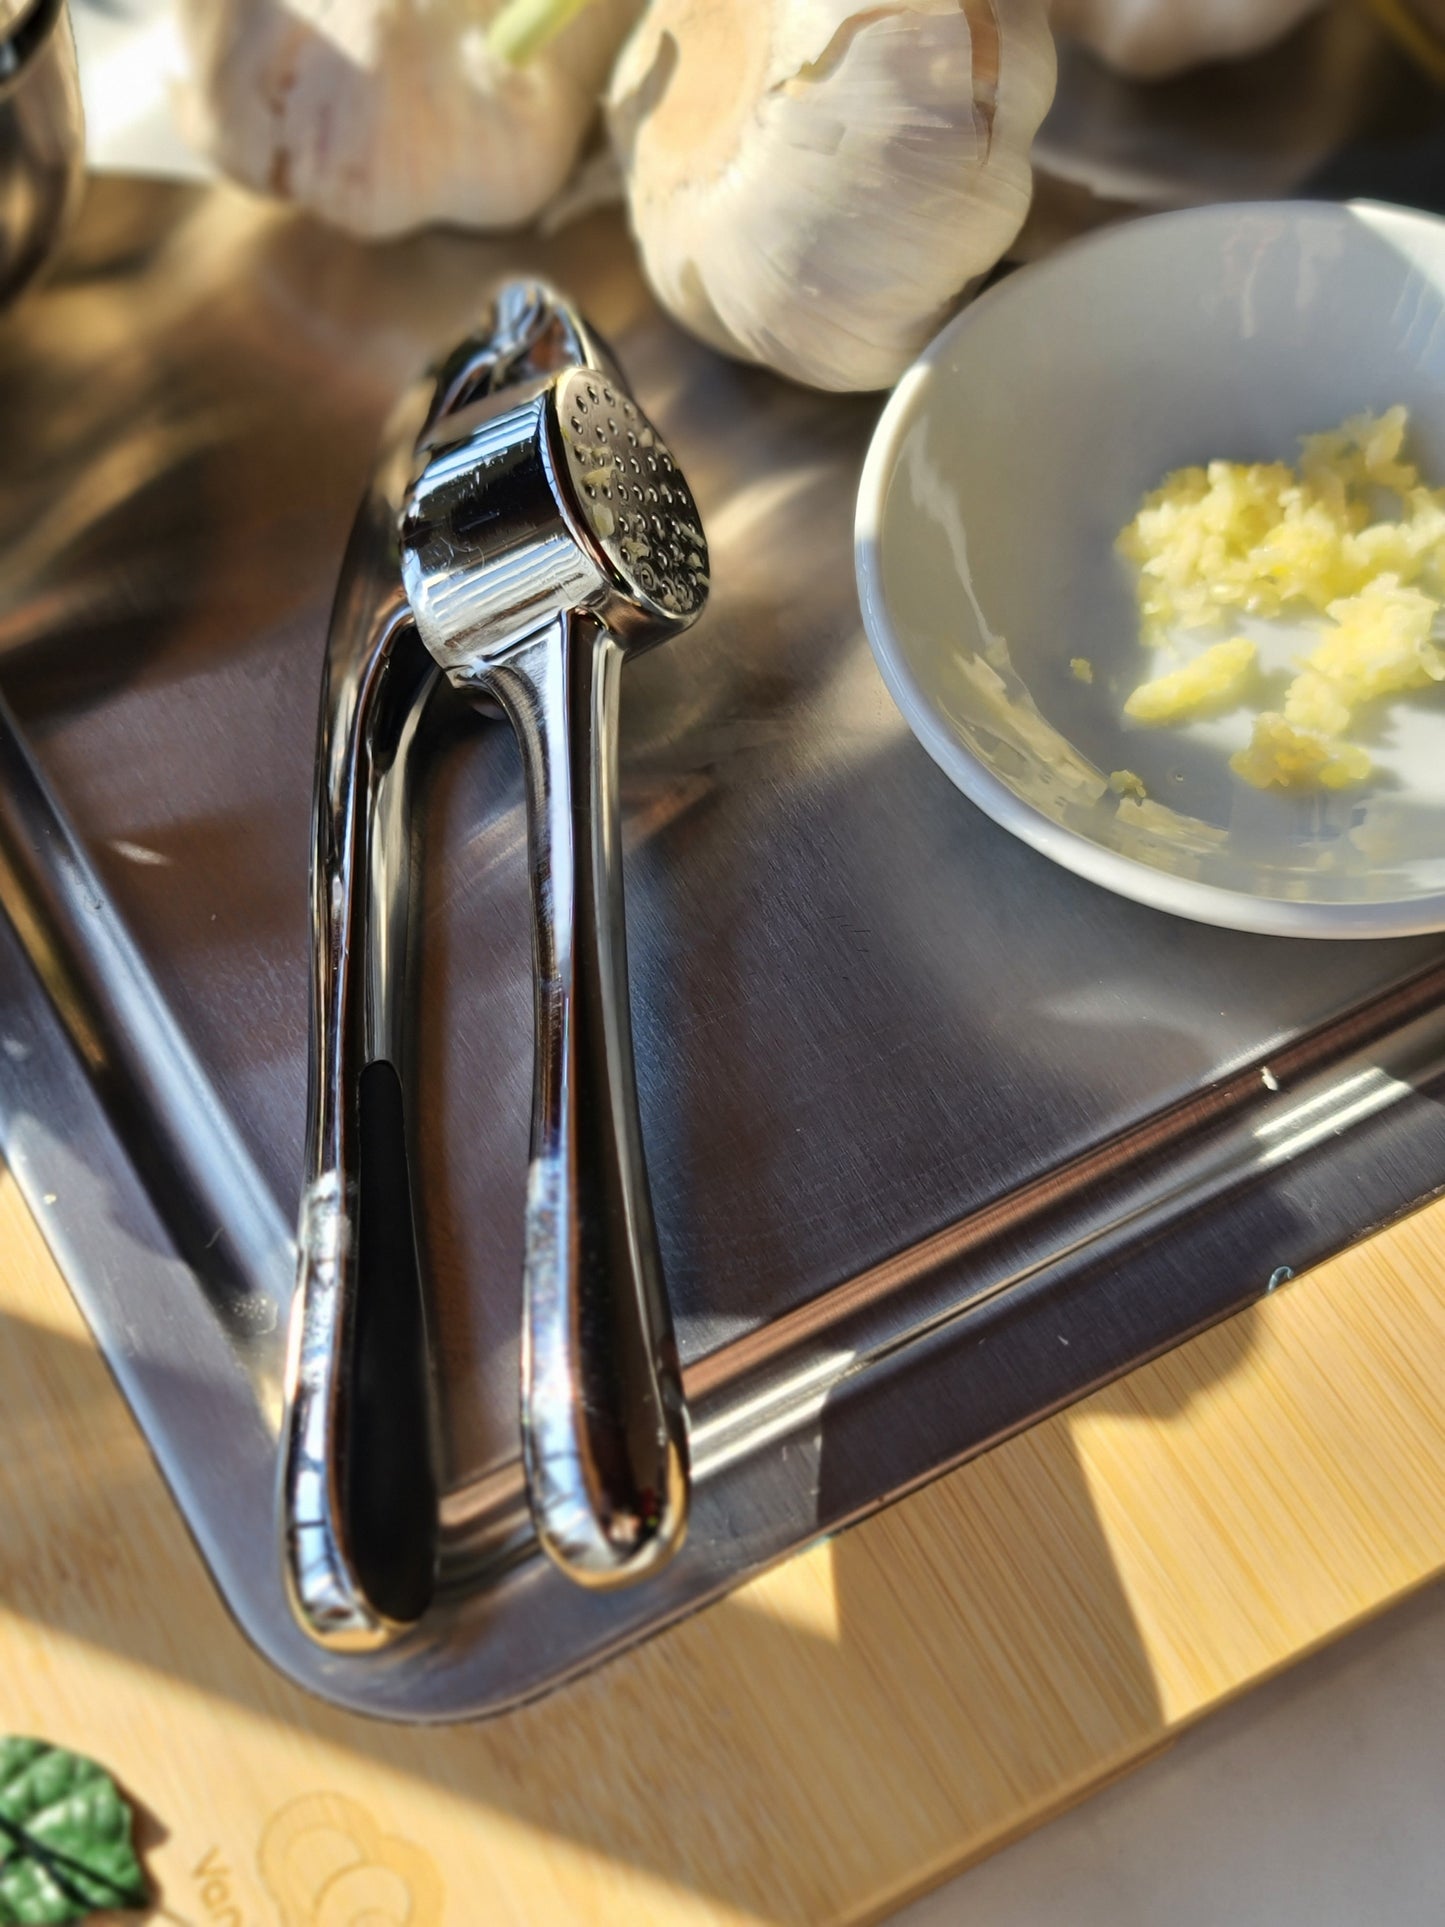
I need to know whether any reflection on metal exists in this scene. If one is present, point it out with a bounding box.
[0,688,289,1354]
[1031,1,1406,237]
[1366,0,1445,87]
[0,0,83,308]
[1255,1068,1416,1167]
[689,1350,858,1484]
[3,173,1445,1718]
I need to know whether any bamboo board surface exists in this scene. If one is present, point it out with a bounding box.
[4,1159,1445,1927]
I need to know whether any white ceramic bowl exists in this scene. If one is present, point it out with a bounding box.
[856,200,1445,939]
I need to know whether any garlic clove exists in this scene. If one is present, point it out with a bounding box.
[1049,0,1327,79]
[176,0,643,240]
[608,0,1058,393]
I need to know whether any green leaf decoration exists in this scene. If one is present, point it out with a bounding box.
[0,1738,148,1923]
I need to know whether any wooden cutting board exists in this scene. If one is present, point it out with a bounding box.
[4,1158,1445,1927]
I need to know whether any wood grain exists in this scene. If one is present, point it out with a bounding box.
[3,1161,1445,1926]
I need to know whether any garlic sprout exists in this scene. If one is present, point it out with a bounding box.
[1049,0,1326,79]
[607,0,1058,393]
[176,0,642,240]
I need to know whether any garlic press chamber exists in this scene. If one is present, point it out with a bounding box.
[283,283,708,1651]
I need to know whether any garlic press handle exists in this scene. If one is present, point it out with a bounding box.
[284,526,439,1652]
[488,613,689,1586]
[282,282,620,1650]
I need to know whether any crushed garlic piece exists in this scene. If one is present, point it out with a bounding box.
[1273,575,1444,742]
[1123,637,1257,725]
[1229,716,1371,791]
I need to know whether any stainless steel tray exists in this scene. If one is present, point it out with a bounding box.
[5,35,1445,1719]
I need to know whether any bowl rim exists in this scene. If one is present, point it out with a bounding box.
[854,196,1445,940]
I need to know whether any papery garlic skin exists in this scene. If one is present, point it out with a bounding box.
[1050,0,1325,78]
[608,0,1058,393]
[177,0,642,239]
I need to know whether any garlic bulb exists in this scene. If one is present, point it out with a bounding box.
[177,0,642,239]
[607,0,1058,393]
[1050,0,1326,78]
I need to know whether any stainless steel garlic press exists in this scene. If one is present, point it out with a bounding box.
[283,282,708,1651]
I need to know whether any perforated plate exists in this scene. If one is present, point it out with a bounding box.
[554,366,709,621]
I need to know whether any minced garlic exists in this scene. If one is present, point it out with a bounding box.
[1116,408,1445,792]
[1070,657,1094,683]
[1292,576,1445,725]
[1229,716,1371,791]
[1118,407,1445,635]
[1109,768,1148,801]
[1123,636,1257,725]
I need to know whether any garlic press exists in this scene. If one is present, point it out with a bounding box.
[283,283,707,1650]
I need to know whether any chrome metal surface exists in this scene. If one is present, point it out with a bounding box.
[287,285,641,1643]
[400,325,708,1586]
[286,414,436,1654]
[1025,2,1431,257]
[6,146,1445,1718]
[0,0,82,307]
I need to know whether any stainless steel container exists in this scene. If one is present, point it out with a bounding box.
[0,0,82,308]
